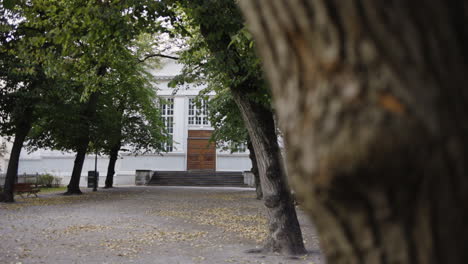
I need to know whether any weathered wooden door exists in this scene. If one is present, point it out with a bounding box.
[187,130,216,170]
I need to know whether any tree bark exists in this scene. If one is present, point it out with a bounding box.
[232,89,305,255]
[64,92,99,195]
[0,121,32,203]
[183,0,306,254]
[65,143,88,195]
[239,1,468,263]
[247,139,262,199]
[104,141,120,188]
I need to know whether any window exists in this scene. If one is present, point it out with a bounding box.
[234,142,247,153]
[160,98,174,152]
[228,142,247,153]
[188,98,209,126]
[219,141,248,153]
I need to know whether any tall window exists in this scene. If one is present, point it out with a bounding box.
[188,98,209,126]
[232,142,247,153]
[221,141,247,153]
[160,98,174,152]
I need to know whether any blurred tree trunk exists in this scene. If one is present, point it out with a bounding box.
[1,119,32,202]
[239,1,468,263]
[104,141,120,188]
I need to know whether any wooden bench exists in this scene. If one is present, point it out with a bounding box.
[14,183,40,198]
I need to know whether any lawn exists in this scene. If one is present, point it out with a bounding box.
[39,186,67,193]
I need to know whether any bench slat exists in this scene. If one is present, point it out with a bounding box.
[14,183,40,197]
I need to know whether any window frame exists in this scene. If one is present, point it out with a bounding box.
[188,98,210,127]
[160,97,174,152]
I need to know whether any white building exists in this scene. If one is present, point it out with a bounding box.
[2,59,252,186]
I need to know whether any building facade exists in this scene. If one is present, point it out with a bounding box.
[2,59,252,186]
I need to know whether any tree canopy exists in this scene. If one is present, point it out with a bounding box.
[1,0,173,197]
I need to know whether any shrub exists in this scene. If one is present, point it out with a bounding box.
[37,174,55,188]
[53,176,62,187]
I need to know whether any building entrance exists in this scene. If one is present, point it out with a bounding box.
[187,130,216,170]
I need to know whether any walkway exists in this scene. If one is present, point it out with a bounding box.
[0,186,323,264]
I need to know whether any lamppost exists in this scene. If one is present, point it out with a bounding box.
[93,149,98,192]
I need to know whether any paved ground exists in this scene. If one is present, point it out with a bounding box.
[0,186,324,264]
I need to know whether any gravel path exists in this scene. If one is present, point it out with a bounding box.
[0,186,324,264]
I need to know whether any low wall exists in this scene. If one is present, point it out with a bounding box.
[243,171,255,187]
[0,173,39,186]
[217,154,252,171]
[14,153,187,187]
[10,150,252,187]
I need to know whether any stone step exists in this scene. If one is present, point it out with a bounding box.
[151,180,244,184]
[154,176,244,179]
[149,179,245,183]
[151,178,244,181]
[153,174,243,177]
[149,182,247,187]
[148,170,247,187]
[153,184,246,187]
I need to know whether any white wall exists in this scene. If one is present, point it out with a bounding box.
[217,154,252,171]
[4,58,253,186]
[118,153,185,172]
[15,150,252,186]
[15,152,188,187]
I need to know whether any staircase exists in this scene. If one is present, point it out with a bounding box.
[148,171,247,187]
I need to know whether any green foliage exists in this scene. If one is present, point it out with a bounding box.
[53,176,62,187]
[26,81,92,152]
[165,0,270,149]
[1,1,172,156]
[171,0,267,95]
[207,89,248,152]
[1,0,21,10]
[39,186,66,193]
[92,59,171,155]
[37,174,55,187]
[15,0,171,95]
[0,7,60,140]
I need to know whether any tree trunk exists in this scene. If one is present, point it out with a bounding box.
[104,142,120,188]
[239,1,468,263]
[64,92,99,195]
[64,142,88,195]
[232,89,305,255]
[247,139,262,199]
[184,0,306,254]
[1,122,32,203]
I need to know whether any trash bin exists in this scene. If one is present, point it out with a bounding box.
[87,171,99,188]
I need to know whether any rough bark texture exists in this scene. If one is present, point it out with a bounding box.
[232,89,305,255]
[247,139,262,199]
[104,142,120,188]
[0,121,32,203]
[184,0,306,254]
[239,1,468,263]
[186,4,305,255]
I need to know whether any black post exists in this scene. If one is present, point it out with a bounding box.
[93,151,98,192]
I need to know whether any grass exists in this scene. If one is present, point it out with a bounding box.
[39,186,67,193]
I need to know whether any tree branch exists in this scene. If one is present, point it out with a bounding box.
[138,53,179,62]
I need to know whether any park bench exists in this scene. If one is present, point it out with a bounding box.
[14,183,40,198]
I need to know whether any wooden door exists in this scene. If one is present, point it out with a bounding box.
[187,130,216,170]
